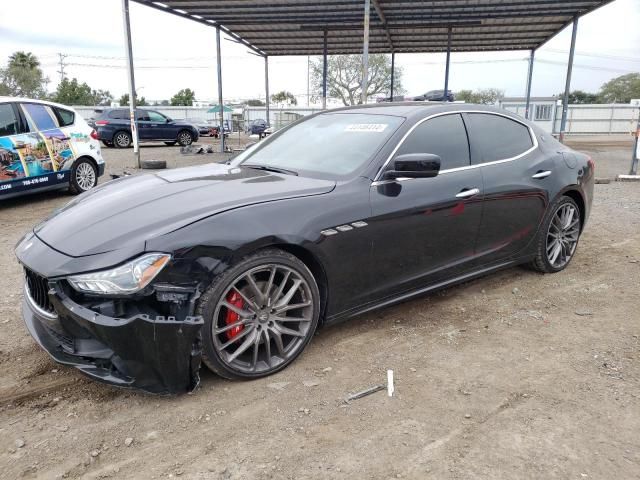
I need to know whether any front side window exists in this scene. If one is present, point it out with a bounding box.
[147,111,167,122]
[395,113,470,170]
[21,103,59,131]
[239,113,404,178]
[0,104,19,137]
[464,113,534,164]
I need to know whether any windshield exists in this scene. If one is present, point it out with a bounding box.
[238,113,404,178]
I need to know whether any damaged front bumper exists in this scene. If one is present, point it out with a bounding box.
[22,279,204,395]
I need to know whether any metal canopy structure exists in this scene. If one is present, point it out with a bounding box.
[122,0,617,161]
[133,0,612,56]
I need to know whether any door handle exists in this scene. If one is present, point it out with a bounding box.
[532,170,552,179]
[456,188,480,199]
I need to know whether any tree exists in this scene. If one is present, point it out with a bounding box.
[311,54,403,106]
[271,90,297,106]
[52,78,113,106]
[598,73,640,103]
[456,88,504,104]
[119,93,147,106]
[555,90,600,104]
[170,88,196,106]
[244,99,265,106]
[0,51,48,98]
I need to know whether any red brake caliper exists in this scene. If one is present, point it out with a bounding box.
[225,291,245,340]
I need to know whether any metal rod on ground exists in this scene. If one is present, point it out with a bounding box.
[559,17,579,144]
[361,0,370,105]
[631,108,640,175]
[444,26,452,101]
[265,55,270,127]
[525,49,535,120]
[216,27,225,153]
[322,29,328,110]
[121,0,140,168]
[390,52,395,101]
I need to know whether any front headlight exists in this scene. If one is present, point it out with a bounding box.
[67,253,171,295]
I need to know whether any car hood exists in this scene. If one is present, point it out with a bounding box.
[34,163,336,257]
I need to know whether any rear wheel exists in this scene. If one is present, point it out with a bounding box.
[113,131,132,148]
[177,130,194,146]
[197,249,320,380]
[529,196,582,273]
[69,158,98,194]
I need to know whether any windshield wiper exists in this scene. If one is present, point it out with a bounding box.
[243,164,298,176]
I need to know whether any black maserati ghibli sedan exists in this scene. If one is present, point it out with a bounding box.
[15,103,594,394]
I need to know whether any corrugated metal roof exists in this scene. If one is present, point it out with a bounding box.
[133,0,613,56]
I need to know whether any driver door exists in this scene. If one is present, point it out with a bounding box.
[369,113,484,299]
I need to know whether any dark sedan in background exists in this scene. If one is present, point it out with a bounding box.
[94,108,199,147]
[16,103,593,394]
[410,89,455,102]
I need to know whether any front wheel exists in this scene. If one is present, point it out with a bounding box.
[177,130,194,146]
[69,158,98,194]
[197,249,320,380]
[529,196,582,273]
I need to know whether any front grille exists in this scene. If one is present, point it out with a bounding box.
[25,268,56,315]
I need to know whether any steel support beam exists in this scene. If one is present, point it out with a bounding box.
[443,27,452,101]
[361,0,370,105]
[265,55,270,127]
[371,0,393,50]
[216,27,225,153]
[559,17,579,143]
[524,49,535,120]
[630,109,639,175]
[121,0,140,168]
[390,52,395,101]
[322,29,328,109]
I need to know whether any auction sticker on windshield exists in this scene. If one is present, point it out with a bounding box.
[344,124,388,133]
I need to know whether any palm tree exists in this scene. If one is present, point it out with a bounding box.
[8,52,40,70]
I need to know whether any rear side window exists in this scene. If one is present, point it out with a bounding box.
[396,113,470,170]
[53,107,75,127]
[21,103,59,131]
[0,103,19,137]
[109,109,129,120]
[464,113,534,164]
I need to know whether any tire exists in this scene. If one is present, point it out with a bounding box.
[528,195,582,273]
[197,249,320,380]
[101,140,113,148]
[69,158,98,195]
[164,141,177,146]
[113,131,132,148]
[177,130,194,146]
[140,159,167,170]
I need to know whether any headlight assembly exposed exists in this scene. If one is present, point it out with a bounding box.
[67,253,171,294]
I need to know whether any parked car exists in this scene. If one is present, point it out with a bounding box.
[94,108,199,147]
[248,118,268,136]
[410,90,455,102]
[15,103,593,393]
[0,97,104,199]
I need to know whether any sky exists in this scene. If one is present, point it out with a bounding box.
[1,0,639,105]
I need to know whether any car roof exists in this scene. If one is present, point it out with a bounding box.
[0,96,77,112]
[319,102,511,120]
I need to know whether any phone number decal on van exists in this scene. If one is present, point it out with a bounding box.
[0,171,69,196]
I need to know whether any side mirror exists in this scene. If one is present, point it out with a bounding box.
[384,153,441,180]
[166,118,172,123]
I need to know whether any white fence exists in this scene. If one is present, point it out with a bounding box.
[73,103,640,136]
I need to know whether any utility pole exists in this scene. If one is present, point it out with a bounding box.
[307,55,310,107]
[57,53,68,83]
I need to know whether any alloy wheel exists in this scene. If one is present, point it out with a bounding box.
[546,203,580,268]
[211,264,314,374]
[115,132,130,147]
[75,162,96,191]
[178,132,192,145]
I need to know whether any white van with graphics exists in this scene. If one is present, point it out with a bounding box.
[0,97,104,199]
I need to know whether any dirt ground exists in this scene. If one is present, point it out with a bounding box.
[0,135,639,480]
